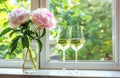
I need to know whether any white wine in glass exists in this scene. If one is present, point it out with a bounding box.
[71,39,85,51]
[70,26,85,71]
[57,39,70,51]
[57,26,70,70]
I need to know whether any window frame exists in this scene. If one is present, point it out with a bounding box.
[40,0,120,70]
[0,0,40,68]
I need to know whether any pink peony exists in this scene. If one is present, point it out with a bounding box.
[31,8,56,29]
[8,8,30,28]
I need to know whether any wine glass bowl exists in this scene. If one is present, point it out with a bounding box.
[57,39,70,51]
[57,26,70,50]
[71,39,85,51]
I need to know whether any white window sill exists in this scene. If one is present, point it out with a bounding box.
[0,68,120,78]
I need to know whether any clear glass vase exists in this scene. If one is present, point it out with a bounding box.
[22,40,39,74]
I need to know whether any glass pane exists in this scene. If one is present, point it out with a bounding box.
[0,0,31,59]
[49,0,113,61]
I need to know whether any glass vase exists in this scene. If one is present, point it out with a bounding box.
[22,40,39,74]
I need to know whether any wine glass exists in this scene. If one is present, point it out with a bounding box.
[70,26,85,71]
[57,26,70,70]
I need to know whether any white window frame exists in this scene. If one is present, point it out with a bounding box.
[40,0,120,70]
[0,0,40,68]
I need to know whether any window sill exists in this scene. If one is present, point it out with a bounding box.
[0,68,120,78]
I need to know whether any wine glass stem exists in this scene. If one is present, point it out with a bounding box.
[63,50,65,70]
[75,51,78,70]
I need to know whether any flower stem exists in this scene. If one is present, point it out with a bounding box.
[27,48,37,70]
[34,27,39,32]
[22,49,28,73]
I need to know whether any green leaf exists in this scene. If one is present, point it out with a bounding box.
[9,30,21,37]
[35,32,39,37]
[22,36,29,48]
[0,45,8,51]
[85,15,92,23]
[0,9,7,12]
[35,39,42,52]
[0,28,12,36]
[22,37,25,48]
[10,36,21,53]
[61,20,67,27]
[40,28,46,38]
[0,0,7,3]
[11,36,21,47]
[24,30,35,39]
[3,21,9,26]
[28,20,33,24]
[27,34,35,39]
[24,30,34,35]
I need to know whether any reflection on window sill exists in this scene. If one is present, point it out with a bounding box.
[0,68,120,78]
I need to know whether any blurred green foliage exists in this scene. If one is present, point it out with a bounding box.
[0,0,113,61]
[0,0,30,59]
[49,0,113,61]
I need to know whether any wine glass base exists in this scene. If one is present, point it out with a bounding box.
[63,68,66,70]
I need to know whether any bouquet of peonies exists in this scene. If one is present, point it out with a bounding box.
[0,8,56,71]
